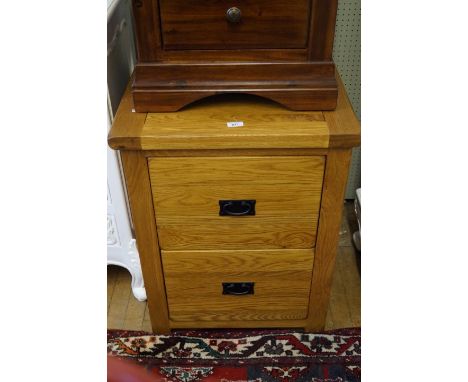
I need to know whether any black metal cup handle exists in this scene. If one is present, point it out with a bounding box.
[222,282,254,295]
[219,200,256,216]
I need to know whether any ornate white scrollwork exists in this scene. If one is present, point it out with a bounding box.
[128,239,147,301]
[107,215,120,246]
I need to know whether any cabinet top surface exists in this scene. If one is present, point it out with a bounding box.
[108,74,360,151]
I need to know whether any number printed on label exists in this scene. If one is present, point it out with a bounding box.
[227,121,244,128]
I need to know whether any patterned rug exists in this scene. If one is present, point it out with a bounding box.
[107,328,360,382]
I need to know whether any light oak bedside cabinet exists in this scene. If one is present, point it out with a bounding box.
[108,75,360,334]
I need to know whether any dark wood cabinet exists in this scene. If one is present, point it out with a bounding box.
[159,0,311,50]
[131,0,339,112]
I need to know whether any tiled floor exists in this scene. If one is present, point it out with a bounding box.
[107,201,361,331]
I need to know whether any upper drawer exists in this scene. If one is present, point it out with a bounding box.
[149,156,324,250]
[150,156,325,218]
[159,0,311,50]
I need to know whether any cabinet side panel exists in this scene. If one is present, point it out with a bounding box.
[120,150,170,333]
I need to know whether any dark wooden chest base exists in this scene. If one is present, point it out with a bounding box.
[132,61,338,112]
[130,0,339,112]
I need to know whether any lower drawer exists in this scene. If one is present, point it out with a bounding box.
[162,249,314,322]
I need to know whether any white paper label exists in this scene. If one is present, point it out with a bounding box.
[227,121,244,128]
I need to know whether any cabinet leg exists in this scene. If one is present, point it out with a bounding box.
[306,149,352,332]
[120,151,171,334]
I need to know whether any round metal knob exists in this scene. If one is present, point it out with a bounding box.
[226,7,242,23]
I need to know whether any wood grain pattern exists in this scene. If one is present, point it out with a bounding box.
[148,156,326,186]
[134,62,336,86]
[338,246,361,327]
[132,61,337,112]
[157,216,318,250]
[107,203,361,331]
[131,0,161,62]
[107,266,117,313]
[136,93,329,149]
[159,0,311,50]
[157,48,308,62]
[120,151,171,334]
[130,0,339,111]
[324,248,352,329]
[326,73,361,148]
[108,83,146,150]
[149,156,323,250]
[142,148,330,157]
[122,290,147,330]
[107,266,132,329]
[142,305,153,333]
[305,149,352,331]
[108,77,359,151]
[308,0,338,60]
[325,246,361,329]
[132,0,337,62]
[162,249,314,322]
[152,183,322,218]
[107,72,361,332]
